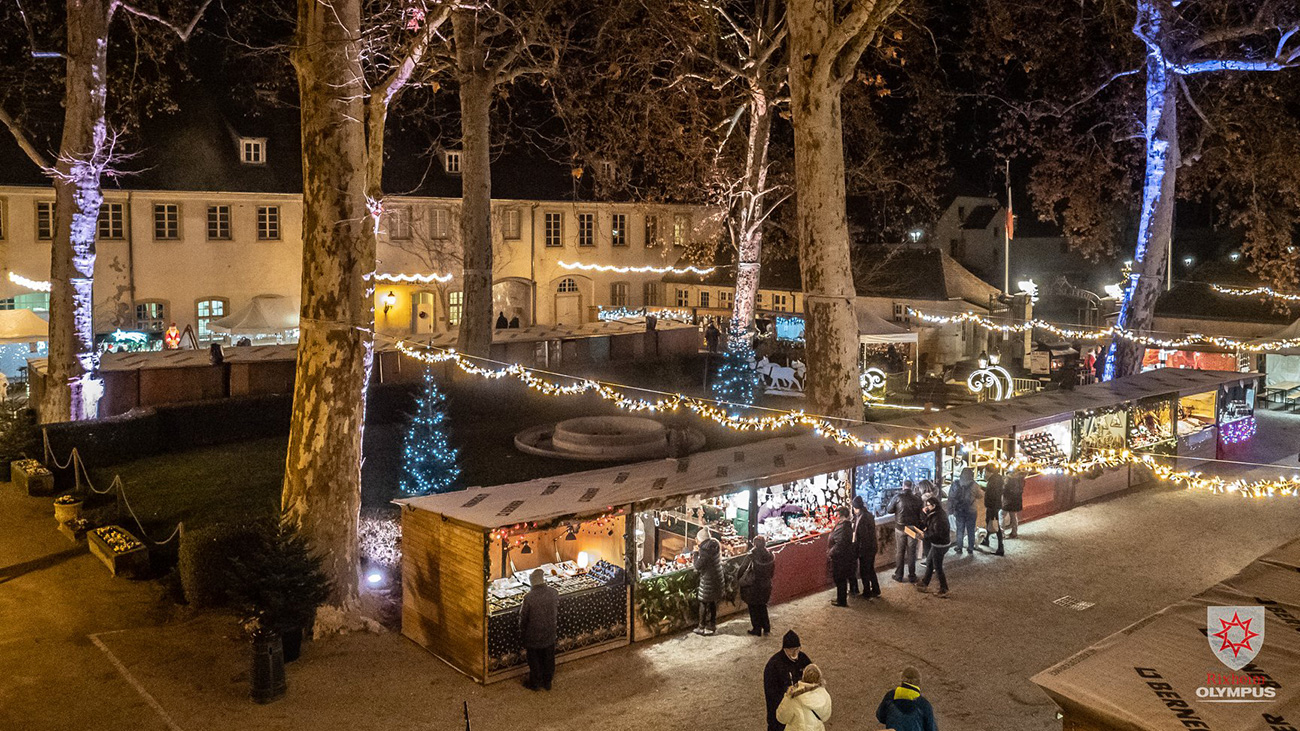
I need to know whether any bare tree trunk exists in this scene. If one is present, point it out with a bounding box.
[41,0,111,424]
[787,0,862,420]
[1108,2,1179,379]
[729,89,772,332]
[283,0,371,612]
[454,11,495,358]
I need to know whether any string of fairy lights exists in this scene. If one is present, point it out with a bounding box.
[1210,284,1300,303]
[908,307,1300,353]
[390,337,1300,500]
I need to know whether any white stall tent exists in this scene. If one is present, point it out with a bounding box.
[209,294,299,337]
[0,308,49,343]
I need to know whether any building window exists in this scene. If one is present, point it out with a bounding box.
[448,291,463,325]
[36,201,55,240]
[675,288,689,307]
[98,202,124,240]
[719,290,733,310]
[771,293,789,312]
[135,301,167,333]
[196,298,228,341]
[387,207,412,240]
[502,208,522,240]
[544,212,563,247]
[154,203,180,240]
[673,213,690,248]
[430,207,451,239]
[644,214,659,247]
[207,205,231,240]
[699,291,710,308]
[257,206,280,241]
[577,212,595,247]
[444,150,461,174]
[557,277,579,294]
[644,282,661,307]
[611,213,627,247]
[755,293,764,308]
[611,282,629,306]
[240,138,266,165]
[0,293,49,312]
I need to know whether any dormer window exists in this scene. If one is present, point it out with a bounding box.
[443,150,462,174]
[241,137,266,165]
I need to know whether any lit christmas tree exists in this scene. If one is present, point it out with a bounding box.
[711,318,759,409]
[401,368,461,495]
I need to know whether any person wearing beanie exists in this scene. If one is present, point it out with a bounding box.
[876,666,938,731]
[693,527,723,635]
[764,630,812,731]
[519,568,559,691]
[776,664,832,731]
[827,506,855,606]
[740,535,775,636]
[851,495,880,598]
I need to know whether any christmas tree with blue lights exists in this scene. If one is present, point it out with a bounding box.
[401,368,461,495]
[711,318,759,409]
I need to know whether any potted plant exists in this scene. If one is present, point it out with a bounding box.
[53,493,84,523]
[227,519,332,663]
[0,400,36,483]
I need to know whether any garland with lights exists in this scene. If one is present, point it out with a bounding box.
[399,368,461,495]
[558,261,716,276]
[1220,416,1257,445]
[908,307,1300,353]
[368,272,455,284]
[8,271,51,292]
[1210,284,1300,303]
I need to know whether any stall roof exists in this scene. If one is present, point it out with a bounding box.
[883,368,1257,438]
[1032,536,1300,730]
[99,344,299,372]
[0,309,48,344]
[404,318,696,348]
[396,421,924,530]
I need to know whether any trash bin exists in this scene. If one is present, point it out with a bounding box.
[250,629,286,703]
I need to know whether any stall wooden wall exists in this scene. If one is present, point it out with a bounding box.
[402,510,487,681]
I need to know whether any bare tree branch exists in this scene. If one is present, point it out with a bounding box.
[114,0,216,41]
[0,105,51,170]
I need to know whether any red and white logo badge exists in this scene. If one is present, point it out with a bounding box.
[1207,606,1264,671]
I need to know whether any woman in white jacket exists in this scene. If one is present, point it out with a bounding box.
[776,664,832,731]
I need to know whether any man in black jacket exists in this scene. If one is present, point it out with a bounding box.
[851,496,880,597]
[764,630,812,731]
[889,481,923,583]
[827,507,855,606]
[518,569,559,690]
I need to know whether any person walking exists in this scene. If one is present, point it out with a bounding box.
[979,466,1005,556]
[705,322,721,353]
[694,528,723,635]
[852,496,880,598]
[876,666,939,731]
[741,535,775,636]
[764,630,812,731]
[776,664,832,731]
[1002,467,1024,538]
[828,507,855,607]
[916,496,952,597]
[948,468,979,556]
[889,481,923,582]
[518,568,559,691]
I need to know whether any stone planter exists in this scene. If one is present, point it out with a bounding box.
[53,497,84,524]
[12,459,53,496]
[88,525,149,577]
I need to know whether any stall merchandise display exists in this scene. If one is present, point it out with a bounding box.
[1130,399,1175,450]
[757,472,850,544]
[637,492,750,579]
[1017,431,1067,465]
[854,453,935,516]
[488,559,626,614]
[1078,409,1127,453]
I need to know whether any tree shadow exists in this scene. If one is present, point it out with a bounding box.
[0,546,85,585]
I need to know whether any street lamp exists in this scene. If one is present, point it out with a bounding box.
[383,290,398,316]
[908,228,924,244]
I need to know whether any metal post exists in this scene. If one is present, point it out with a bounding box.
[1004,160,1012,295]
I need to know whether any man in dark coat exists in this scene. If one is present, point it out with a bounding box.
[889,481,923,582]
[518,568,559,690]
[740,535,775,636]
[876,666,939,731]
[693,528,723,635]
[851,496,880,598]
[827,506,855,606]
[764,630,812,731]
[1002,468,1025,538]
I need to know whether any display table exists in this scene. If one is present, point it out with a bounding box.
[488,582,628,677]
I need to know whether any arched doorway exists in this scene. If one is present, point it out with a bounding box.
[554,277,582,325]
[492,278,533,327]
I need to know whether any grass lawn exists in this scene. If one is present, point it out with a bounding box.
[90,367,799,535]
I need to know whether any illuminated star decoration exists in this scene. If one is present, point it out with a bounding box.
[1211,612,1260,658]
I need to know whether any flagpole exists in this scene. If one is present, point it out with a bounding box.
[1003,160,1012,294]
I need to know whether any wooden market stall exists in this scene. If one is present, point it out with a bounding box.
[395,421,929,683]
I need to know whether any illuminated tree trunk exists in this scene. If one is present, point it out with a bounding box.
[787,0,863,420]
[282,0,371,612]
[41,0,111,424]
[729,87,773,333]
[1108,1,1179,379]
[453,11,495,358]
